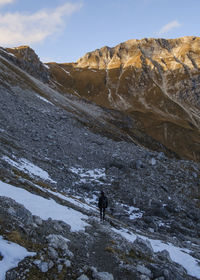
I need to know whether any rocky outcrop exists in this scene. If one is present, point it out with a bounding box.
[48,37,200,161]
[1,46,49,82]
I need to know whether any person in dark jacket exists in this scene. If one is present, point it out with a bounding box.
[98,191,108,221]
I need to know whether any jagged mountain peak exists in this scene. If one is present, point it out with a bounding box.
[76,36,200,70]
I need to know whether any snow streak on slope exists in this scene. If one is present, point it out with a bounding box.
[36,94,55,105]
[2,156,56,183]
[113,228,200,279]
[0,181,89,232]
[0,236,35,280]
[33,183,96,212]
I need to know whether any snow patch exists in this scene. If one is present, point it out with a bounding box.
[127,206,143,220]
[2,156,56,183]
[113,228,200,279]
[0,181,89,232]
[0,236,35,280]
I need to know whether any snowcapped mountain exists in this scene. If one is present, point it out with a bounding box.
[0,40,200,279]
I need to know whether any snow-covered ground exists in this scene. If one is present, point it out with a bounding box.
[0,236,35,280]
[113,228,200,279]
[2,156,56,183]
[1,158,199,279]
[0,181,89,232]
[69,167,106,185]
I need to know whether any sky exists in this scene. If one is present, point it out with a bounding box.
[0,0,199,63]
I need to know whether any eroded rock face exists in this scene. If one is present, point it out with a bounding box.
[4,46,49,82]
[48,37,200,161]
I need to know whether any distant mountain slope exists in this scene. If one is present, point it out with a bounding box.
[47,37,200,161]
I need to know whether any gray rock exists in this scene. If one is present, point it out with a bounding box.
[156,250,172,262]
[77,275,89,280]
[135,160,144,169]
[136,265,152,277]
[140,275,151,280]
[64,260,71,268]
[94,272,114,280]
[163,269,170,279]
[48,247,58,260]
[52,221,64,231]
[48,260,54,270]
[57,264,63,273]
[148,227,154,233]
[33,260,49,273]
[192,172,198,178]
[150,157,156,165]
[33,216,43,226]
[133,237,154,256]
[64,248,74,259]
[89,266,98,274]
[157,152,165,160]
[46,234,69,252]
[7,207,16,215]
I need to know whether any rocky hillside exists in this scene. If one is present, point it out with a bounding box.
[47,36,200,161]
[0,42,200,279]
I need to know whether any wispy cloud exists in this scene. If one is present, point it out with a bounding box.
[0,0,15,6]
[0,2,82,46]
[158,20,181,35]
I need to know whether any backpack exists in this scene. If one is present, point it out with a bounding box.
[102,196,107,208]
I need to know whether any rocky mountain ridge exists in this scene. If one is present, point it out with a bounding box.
[47,36,200,161]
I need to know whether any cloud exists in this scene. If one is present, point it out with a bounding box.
[0,2,82,46]
[0,0,14,6]
[158,20,181,35]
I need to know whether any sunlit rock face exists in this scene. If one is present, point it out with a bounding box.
[47,37,200,161]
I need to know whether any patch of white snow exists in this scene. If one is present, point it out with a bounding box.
[0,236,35,280]
[0,181,89,232]
[113,228,200,279]
[2,156,56,183]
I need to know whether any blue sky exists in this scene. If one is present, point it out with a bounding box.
[0,0,199,62]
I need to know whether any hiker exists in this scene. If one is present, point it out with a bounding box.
[98,191,108,221]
